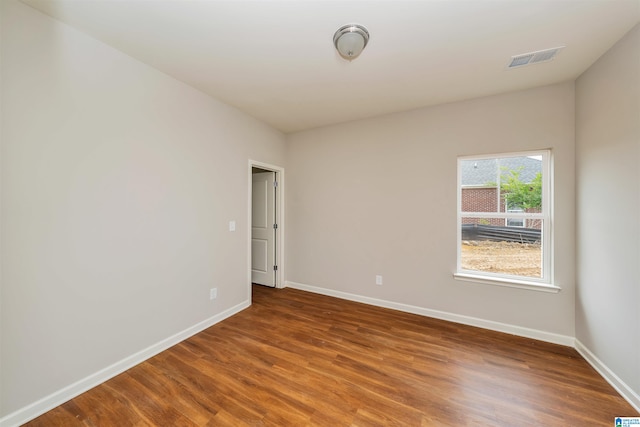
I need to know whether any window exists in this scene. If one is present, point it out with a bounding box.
[506,208,525,228]
[456,150,557,291]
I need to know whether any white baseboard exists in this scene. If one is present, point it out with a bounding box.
[0,300,250,427]
[5,285,638,425]
[286,281,640,412]
[285,280,574,346]
[575,339,640,413]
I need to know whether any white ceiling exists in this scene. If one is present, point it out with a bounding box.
[21,0,640,134]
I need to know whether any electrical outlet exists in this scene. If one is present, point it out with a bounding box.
[376,275,383,285]
[210,288,217,300]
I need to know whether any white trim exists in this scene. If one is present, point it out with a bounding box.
[5,286,639,422]
[462,211,544,219]
[248,160,285,290]
[575,339,640,413]
[461,184,498,189]
[284,281,573,346]
[458,149,548,163]
[0,301,250,427]
[453,272,561,293]
[285,281,640,411]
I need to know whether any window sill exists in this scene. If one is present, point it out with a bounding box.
[453,272,561,293]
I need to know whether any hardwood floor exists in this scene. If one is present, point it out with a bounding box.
[26,285,638,426]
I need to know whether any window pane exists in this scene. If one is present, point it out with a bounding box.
[461,218,542,278]
[461,156,543,213]
[506,208,524,227]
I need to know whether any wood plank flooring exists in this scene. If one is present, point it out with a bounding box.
[26,285,638,426]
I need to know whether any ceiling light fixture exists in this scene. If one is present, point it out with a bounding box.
[333,24,369,61]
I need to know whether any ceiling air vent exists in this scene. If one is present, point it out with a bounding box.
[508,46,565,69]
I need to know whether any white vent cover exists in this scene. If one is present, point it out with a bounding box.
[508,46,565,68]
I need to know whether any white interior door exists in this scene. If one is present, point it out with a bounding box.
[251,171,276,286]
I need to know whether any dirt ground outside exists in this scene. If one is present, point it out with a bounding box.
[461,240,542,278]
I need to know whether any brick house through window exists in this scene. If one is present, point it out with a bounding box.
[460,156,542,230]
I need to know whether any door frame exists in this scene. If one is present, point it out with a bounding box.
[248,159,285,291]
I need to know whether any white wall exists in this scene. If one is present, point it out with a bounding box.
[0,0,285,417]
[286,83,576,339]
[575,24,640,405]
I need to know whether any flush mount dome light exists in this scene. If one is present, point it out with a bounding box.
[333,24,369,61]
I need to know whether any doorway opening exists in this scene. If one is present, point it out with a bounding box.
[248,161,284,293]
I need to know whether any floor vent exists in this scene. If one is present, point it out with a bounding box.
[508,46,565,69]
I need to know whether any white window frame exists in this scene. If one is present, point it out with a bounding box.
[454,150,559,293]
